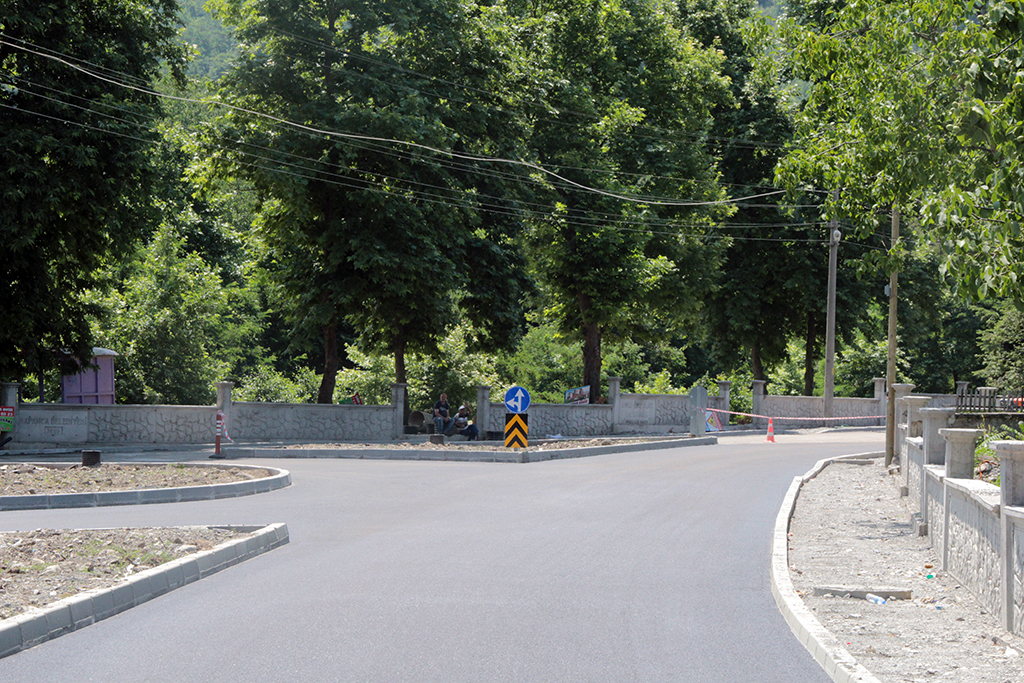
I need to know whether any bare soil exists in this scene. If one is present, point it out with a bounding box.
[1,462,270,622]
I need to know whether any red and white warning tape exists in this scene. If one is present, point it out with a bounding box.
[704,408,884,422]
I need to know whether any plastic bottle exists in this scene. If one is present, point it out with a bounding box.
[865,593,887,605]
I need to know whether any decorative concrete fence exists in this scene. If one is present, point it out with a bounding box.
[896,393,1024,636]
[751,378,888,429]
[1,378,722,448]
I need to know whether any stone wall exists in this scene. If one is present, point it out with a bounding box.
[232,402,394,442]
[897,399,1024,636]
[485,402,614,437]
[16,404,215,445]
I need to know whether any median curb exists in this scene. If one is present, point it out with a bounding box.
[0,464,291,511]
[222,436,718,462]
[0,522,289,659]
[770,452,885,683]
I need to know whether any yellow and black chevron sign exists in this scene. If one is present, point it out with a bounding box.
[504,412,528,448]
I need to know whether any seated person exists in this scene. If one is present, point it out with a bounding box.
[433,393,455,435]
[453,405,479,441]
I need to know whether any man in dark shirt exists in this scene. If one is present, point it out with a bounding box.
[433,393,454,435]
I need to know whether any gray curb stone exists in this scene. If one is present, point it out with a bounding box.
[0,522,289,659]
[222,436,717,462]
[0,463,291,511]
[770,452,885,683]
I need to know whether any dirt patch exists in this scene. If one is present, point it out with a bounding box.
[285,436,686,452]
[1,463,273,496]
[0,526,249,620]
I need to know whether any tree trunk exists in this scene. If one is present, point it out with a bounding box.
[577,291,602,403]
[751,338,765,382]
[803,315,817,396]
[317,323,340,404]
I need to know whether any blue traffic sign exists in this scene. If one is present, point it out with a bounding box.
[503,386,531,414]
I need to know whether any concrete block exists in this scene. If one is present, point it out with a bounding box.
[139,488,178,504]
[65,593,95,629]
[178,485,215,502]
[0,495,44,511]
[179,558,201,584]
[17,612,48,647]
[43,603,73,637]
[97,490,141,507]
[212,483,239,499]
[91,587,116,620]
[129,574,154,605]
[195,550,220,577]
[0,619,23,657]
[47,492,97,509]
[162,559,186,589]
[108,583,134,615]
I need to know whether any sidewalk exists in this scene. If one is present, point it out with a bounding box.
[785,455,1024,682]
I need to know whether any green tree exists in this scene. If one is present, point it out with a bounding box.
[980,302,1024,392]
[0,0,188,382]
[524,0,730,402]
[95,224,229,404]
[207,0,533,405]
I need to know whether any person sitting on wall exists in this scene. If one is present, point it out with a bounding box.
[453,405,479,441]
[433,393,455,435]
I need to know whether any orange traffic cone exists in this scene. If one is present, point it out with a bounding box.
[766,417,775,443]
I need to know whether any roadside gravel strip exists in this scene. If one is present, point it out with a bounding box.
[775,453,1024,683]
[0,523,289,659]
[0,463,291,511]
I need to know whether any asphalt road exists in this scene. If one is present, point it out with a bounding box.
[0,430,882,682]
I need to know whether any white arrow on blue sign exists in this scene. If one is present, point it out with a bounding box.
[503,386,531,414]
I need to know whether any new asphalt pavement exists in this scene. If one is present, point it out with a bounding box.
[0,429,883,682]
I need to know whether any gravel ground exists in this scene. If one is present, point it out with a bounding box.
[1,463,272,622]
[789,457,1024,682]
[281,436,682,451]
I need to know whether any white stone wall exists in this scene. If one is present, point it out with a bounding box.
[1011,510,1024,634]
[232,403,394,441]
[906,437,924,509]
[616,394,693,429]
[486,403,613,437]
[944,480,1002,618]
[925,467,945,554]
[17,404,215,444]
[761,396,884,428]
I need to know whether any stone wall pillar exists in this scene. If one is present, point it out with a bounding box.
[608,377,621,433]
[994,440,1024,632]
[476,385,491,440]
[0,382,19,448]
[955,381,969,397]
[892,384,915,425]
[922,407,955,465]
[752,380,767,429]
[391,383,407,440]
[717,380,732,412]
[216,381,234,438]
[940,428,984,479]
[689,386,708,437]
[904,395,931,438]
[873,378,887,426]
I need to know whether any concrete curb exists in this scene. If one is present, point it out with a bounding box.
[770,452,886,683]
[0,464,291,511]
[222,436,718,462]
[0,522,289,659]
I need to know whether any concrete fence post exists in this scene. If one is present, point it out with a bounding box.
[892,384,916,425]
[752,380,767,429]
[0,382,19,448]
[608,377,621,433]
[391,383,407,440]
[993,440,1024,632]
[717,381,732,416]
[922,408,956,466]
[939,428,984,479]
[689,386,708,437]
[873,378,887,426]
[904,395,931,438]
[216,381,234,438]
[476,385,490,439]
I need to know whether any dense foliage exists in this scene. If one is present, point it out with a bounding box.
[2,0,1021,408]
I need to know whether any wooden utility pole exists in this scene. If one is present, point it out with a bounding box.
[824,190,840,419]
[884,207,900,466]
